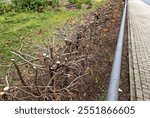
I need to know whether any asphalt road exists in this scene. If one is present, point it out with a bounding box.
[143,0,150,5]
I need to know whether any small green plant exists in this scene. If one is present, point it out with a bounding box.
[83,0,92,4]
[68,0,91,4]
[76,1,82,9]
[68,0,92,9]
[52,0,59,6]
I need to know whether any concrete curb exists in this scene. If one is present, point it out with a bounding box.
[128,14,136,101]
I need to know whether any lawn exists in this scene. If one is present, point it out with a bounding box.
[0,0,107,76]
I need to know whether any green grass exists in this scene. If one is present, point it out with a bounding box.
[0,0,108,77]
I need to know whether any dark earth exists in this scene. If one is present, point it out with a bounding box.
[79,0,130,101]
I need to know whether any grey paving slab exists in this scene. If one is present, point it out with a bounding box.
[128,0,150,101]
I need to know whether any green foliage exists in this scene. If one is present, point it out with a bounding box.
[83,0,92,4]
[68,0,92,9]
[68,0,77,4]
[52,0,59,6]
[11,0,49,11]
[0,0,61,13]
[0,2,14,14]
[76,1,82,9]
[68,0,91,4]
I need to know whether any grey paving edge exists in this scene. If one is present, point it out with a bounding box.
[128,15,136,101]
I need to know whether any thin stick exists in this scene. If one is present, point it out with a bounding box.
[11,59,39,96]
[66,73,88,89]
[34,67,42,95]
[11,59,27,86]
[44,72,62,92]
[11,51,44,69]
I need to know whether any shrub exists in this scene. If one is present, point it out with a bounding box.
[11,0,49,11]
[0,2,14,14]
[0,0,61,14]
[0,0,60,13]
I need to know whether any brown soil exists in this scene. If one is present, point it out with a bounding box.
[119,18,130,101]
[0,0,130,101]
[75,0,130,101]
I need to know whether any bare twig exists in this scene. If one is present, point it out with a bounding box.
[11,59,27,86]
[33,67,42,95]
[44,72,62,92]
[11,51,44,69]
[66,73,88,89]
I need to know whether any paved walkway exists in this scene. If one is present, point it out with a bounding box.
[128,0,150,101]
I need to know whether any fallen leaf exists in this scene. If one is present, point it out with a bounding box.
[118,88,123,92]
